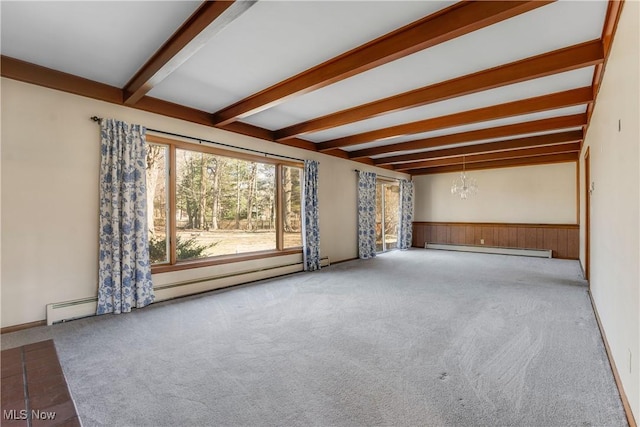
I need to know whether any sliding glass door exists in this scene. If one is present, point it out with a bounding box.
[375,180,400,252]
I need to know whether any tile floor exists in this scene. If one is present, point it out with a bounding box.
[1,340,80,427]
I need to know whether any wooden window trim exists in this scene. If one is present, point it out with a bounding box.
[376,176,400,184]
[147,134,303,168]
[148,135,303,274]
[275,164,284,250]
[169,144,177,265]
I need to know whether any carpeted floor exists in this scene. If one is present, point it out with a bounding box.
[1,249,627,426]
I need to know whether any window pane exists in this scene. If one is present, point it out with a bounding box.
[384,184,399,250]
[375,181,399,252]
[175,149,276,260]
[283,166,302,248]
[147,144,169,264]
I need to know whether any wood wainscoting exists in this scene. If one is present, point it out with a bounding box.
[413,222,579,259]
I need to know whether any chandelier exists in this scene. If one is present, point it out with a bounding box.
[451,156,478,199]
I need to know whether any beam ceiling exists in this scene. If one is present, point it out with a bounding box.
[123,1,256,105]
[349,114,587,159]
[394,142,580,171]
[318,87,593,151]
[377,130,583,167]
[408,152,580,175]
[1,0,622,176]
[210,1,550,126]
[275,39,603,141]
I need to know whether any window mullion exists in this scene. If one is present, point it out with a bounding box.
[276,164,284,251]
[169,145,177,265]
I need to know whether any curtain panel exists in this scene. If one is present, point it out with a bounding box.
[398,179,414,250]
[97,119,155,315]
[357,171,377,259]
[302,160,321,271]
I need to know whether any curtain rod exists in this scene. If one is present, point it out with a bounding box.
[354,169,407,181]
[90,116,306,163]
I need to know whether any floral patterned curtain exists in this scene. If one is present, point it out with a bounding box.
[358,171,377,259]
[302,160,321,271]
[97,119,155,315]
[398,179,414,250]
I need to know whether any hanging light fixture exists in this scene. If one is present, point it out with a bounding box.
[451,155,478,199]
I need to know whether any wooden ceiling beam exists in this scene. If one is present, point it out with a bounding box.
[275,39,602,141]
[408,152,579,175]
[1,55,325,155]
[394,142,580,171]
[585,0,624,134]
[349,114,587,159]
[376,130,583,166]
[318,87,593,151]
[1,55,123,104]
[210,1,551,126]
[123,1,255,105]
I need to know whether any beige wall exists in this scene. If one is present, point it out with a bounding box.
[413,162,578,224]
[579,1,639,419]
[0,78,408,327]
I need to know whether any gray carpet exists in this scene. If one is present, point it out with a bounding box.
[1,250,627,427]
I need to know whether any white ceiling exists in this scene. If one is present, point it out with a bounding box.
[302,67,594,143]
[243,0,607,131]
[1,1,201,87]
[0,0,610,171]
[148,0,453,113]
[341,106,588,153]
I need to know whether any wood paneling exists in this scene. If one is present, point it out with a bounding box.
[536,228,545,249]
[413,222,580,259]
[567,228,579,259]
[556,228,568,259]
[544,228,558,255]
[508,227,518,247]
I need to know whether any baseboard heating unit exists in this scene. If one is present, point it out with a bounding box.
[425,243,552,258]
[46,256,330,325]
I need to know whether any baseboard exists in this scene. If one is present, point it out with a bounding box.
[1,320,47,335]
[425,243,552,258]
[331,257,358,265]
[579,259,587,281]
[588,291,637,427]
[44,256,330,326]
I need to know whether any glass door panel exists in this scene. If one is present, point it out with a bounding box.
[376,181,399,252]
[384,184,399,250]
[375,184,384,252]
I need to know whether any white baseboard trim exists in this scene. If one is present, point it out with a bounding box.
[425,243,552,258]
[46,257,330,325]
[46,298,98,326]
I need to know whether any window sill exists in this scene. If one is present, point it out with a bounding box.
[151,248,303,274]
